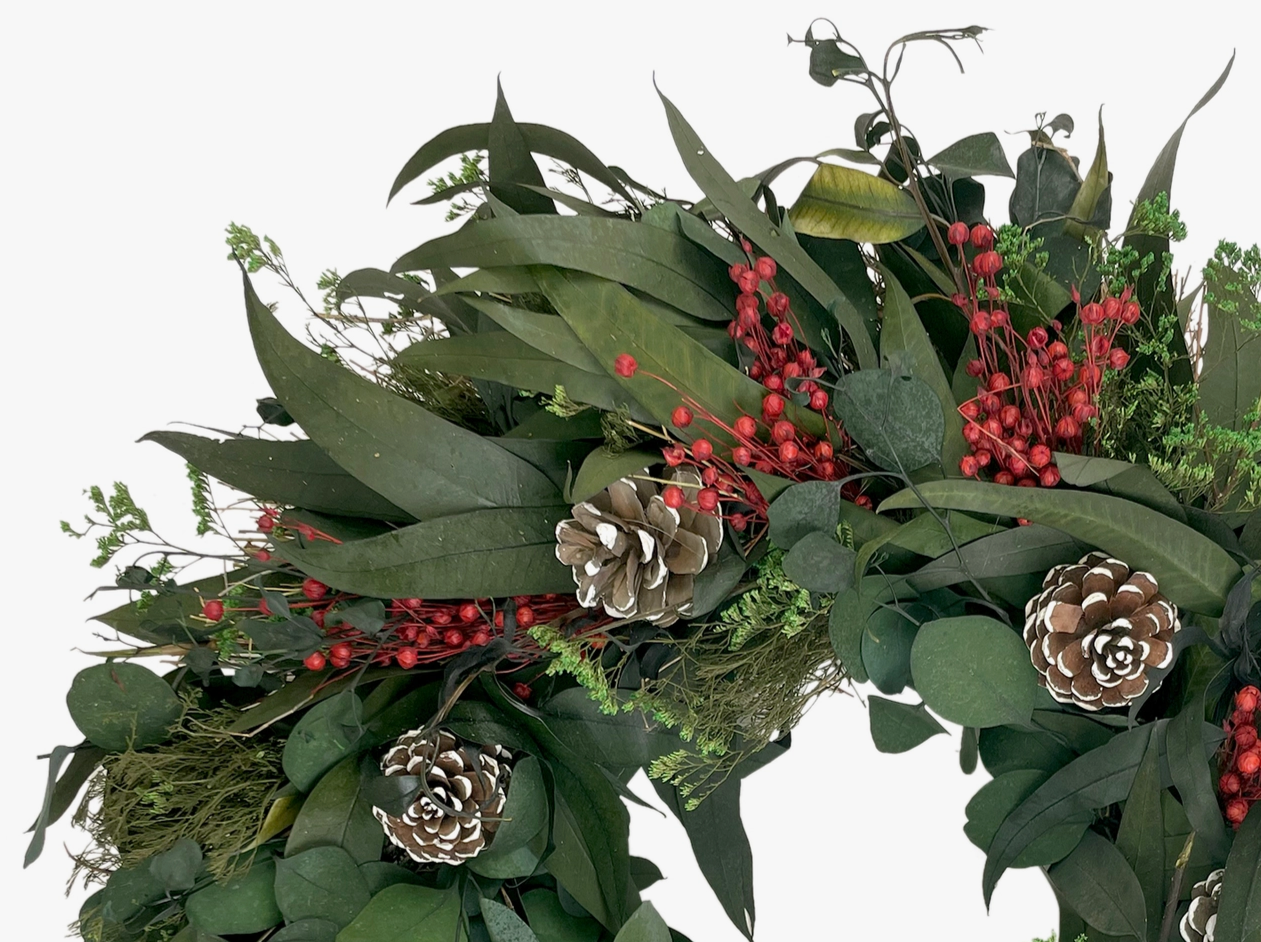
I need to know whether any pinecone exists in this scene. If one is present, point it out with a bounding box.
[555,469,722,626]
[1023,551,1180,711]
[371,729,511,865]
[1179,868,1224,942]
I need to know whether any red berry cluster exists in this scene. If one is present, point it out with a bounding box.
[946,222,1136,487]
[1219,685,1261,828]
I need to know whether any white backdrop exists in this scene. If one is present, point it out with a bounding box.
[4,2,1259,938]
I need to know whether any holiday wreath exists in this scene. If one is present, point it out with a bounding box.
[24,22,1261,942]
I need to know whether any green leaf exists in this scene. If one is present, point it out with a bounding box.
[467,756,549,878]
[978,726,1073,777]
[876,264,965,471]
[335,884,462,942]
[787,163,923,244]
[1065,110,1109,240]
[1166,674,1232,862]
[1045,831,1148,939]
[612,903,671,942]
[829,584,877,684]
[926,132,1014,179]
[690,541,750,618]
[395,332,649,420]
[272,919,340,942]
[964,770,1087,867]
[244,273,559,520]
[286,756,382,863]
[282,692,365,793]
[1215,797,1261,942]
[534,268,824,442]
[862,604,919,695]
[461,297,604,372]
[275,846,371,930]
[537,690,679,768]
[909,616,1038,727]
[141,433,411,522]
[480,898,540,942]
[1124,54,1234,331]
[655,86,877,369]
[767,481,841,549]
[93,569,249,645]
[868,697,946,753]
[905,523,1086,594]
[1114,732,1165,940]
[781,532,856,593]
[879,480,1242,615]
[488,79,554,216]
[282,507,574,600]
[1200,268,1261,434]
[1054,453,1186,521]
[392,216,733,323]
[885,511,1006,560]
[834,370,944,473]
[147,838,203,892]
[521,889,601,942]
[25,744,101,867]
[65,663,182,753]
[570,449,658,504]
[358,862,421,895]
[185,859,283,936]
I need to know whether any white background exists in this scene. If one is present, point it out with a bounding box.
[4,2,1259,938]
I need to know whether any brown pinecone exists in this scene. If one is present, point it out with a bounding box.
[1023,551,1179,711]
[1179,868,1224,942]
[371,729,511,865]
[554,469,722,626]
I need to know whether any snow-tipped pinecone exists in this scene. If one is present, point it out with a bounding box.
[1023,551,1179,711]
[1180,868,1224,942]
[371,729,511,865]
[554,469,722,626]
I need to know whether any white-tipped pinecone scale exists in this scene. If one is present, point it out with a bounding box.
[1023,551,1179,711]
[1179,868,1224,942]
[371,728,511,865]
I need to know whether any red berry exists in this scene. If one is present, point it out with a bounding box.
[512,682,533,700]
[754,257,777,280]
[696,488,720,512]
[663,444,686,467]
[992,310,1009,327]
[398,624,419,642]
[330,642,352,661]
[965,358,985,377]
[614,353,638,378]
[255,549,272,562]
[1080,302,1105,325]
[947,221,970,246]
[987,372,1011,392]
[1221,772,1243,795]
[494,611,505,628]
[975,450,992,468]
[1008,456,1030,478]
[771,322,794,346]
[781,362,802,380]
[809,389,829,411]
[311,608,326,629]
[671,405,694,428]
[971,311,991,334]
[974,251,1003,277]
[767,292,790,318]
[1048,341,1069,358]
[1038,465,1061,488]
[1226,798,1251,825]
[819,460,837,478]
[662,485,686,509]
[692,439,714,462]
[778,441,799,463]
[444,629,465,647]
[1102,297,1122,320]
[701,467,720,486]
[459,602,480,623]
[396,648,419,669]
[1029,444,1052,469]
[738,270,760,294]
[771,420,796,444]
[1108,348,1130,370]
[1236,724,1259,749]
[1000,405,1021,429]
[1027,326,1049,349]
[764,373,785,393]
[1023,364,1046,388]
[736,292,759,316]
[970,224,994,249]
[1120,301,1141,325]
[732,446,752,465]
[202,599,225,622]
[258,598,272,617]
[432,610,452,626]
[471,630,491,646]
[258,514,275,532]
[1090,334,1111,358]
[728,263,749,282]
[330,656,351,669]
[1055,416,1081,439]
[963,422,984,445]
[297,524,315,541]
[304,650,327,671]
[1239,749,1261,776]
[762,393,785,418]
[516,605,535,628]
[984,417,1003,438]
[995,471,1015,486]
[1238,687,1261,712]
[735,415,758,438]
[854,495,873,509]
[960,455,980,477]
[302,578,328,601]
[797,350,816,370]
[1052,357,1075,381]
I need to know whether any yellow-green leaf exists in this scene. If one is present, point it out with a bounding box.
[788,164,923,244]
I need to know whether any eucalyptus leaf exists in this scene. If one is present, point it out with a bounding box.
[1045,831,1148,939]
[910,616,1038,727]
[286,756,382,863]
[612,902,671,942]
[282,691,365,793]
[274,846,370,930]
[767,481,842,549]
[834,370,944,473]
[66,663,182,753]
[963,770,1087,867]
[781,532,856,593]
[185,859,282,935]
[868,697,946,753]
[927,132,1014,179]
[520,889,601,942]
[335,884,462,942]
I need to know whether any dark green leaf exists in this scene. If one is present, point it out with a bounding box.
[655,86,877,369]
[66,663,182,753]
[628,857,664,893]
[245,274,559,520]
[1114,732,1165,939]
[910,616,1038,727]
[393,216,733,323]
[141,432,410,522]
[1065,109,1110,240]
[862,604,919,695]
[467,756,549,878]
[462,297,603,372]
[286,756,382,863]
[1055,453,1186,521]
[690,541,750,618]
[780,532,855,593]
[1215,797,1261,942]
[274,846,370,929]
[570,449,657,504]
[1008,147,1080,228]
[521,889,601,942]
[147,839,203,892]
[612,903,671,942]
[978,726,1073,777]
[880,480,1242,615]
[488,79,554,216]
[282,507,574,600]
[270,919,339,942]
[538,689,678,769]
[829,585,876,684]
[834,369,944,473]
[1045,831,1147,939]
[905,523,1086,594]
[336,884,462,942]
[24,744,80,867]
[282,691,365,792]
[185,859,282,935]
[964,770,1087,867]
[960,726,979,774]
[787,163,922,244]
[1166,675,1232,862]
[481,897,540,942]
[1200,270,1261,435]
[239,617,323,658]
[358,862,421,895]
[767,481,841,549]
[927,132,1014,179]
[868,697,946,753]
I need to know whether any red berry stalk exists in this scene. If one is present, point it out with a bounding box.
[1218,685,1261,828]
[946,222,1137,487]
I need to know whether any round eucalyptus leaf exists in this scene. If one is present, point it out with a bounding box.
[910,616,1038,727]
[66,663,183,753]
[834,369,944,473]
